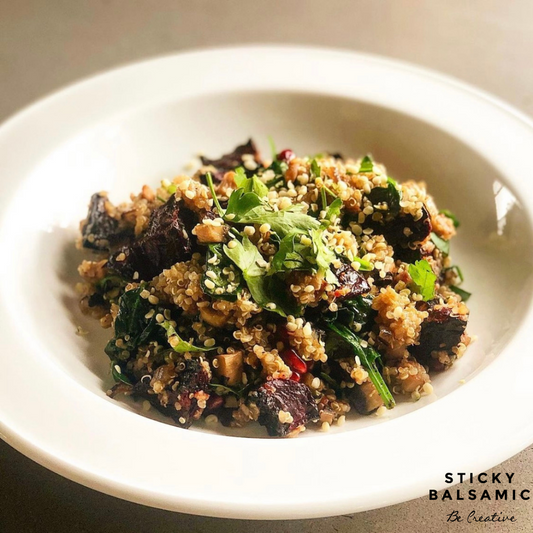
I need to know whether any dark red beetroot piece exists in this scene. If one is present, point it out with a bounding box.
[410,301,468,371]
[250,379,319,437]
[81,193,132,251]
[201,139,261,181]
[108,195,197,280]
[332,262,370,300]
[132,358,211,429]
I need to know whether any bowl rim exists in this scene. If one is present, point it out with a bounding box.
[0,45,533,520]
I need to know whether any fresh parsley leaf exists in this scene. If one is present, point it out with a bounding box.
[233,168,269,197]
[327,323,395,409]
[271,233,312,272]
[440,209,460,228]
[233,167,248,188]
[359,155,373,173]
[322,197,342,226]
[160,321,213,352]
[201,244,243,301]
[224,188,263,220]
[311,159,321,179]
[408,259,437,301]
[450,285,471,302]
[431,232,450,256]
[366,179,402,217]
[311,227,336,276]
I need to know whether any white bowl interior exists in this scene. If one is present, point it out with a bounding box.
[5,90,533,436]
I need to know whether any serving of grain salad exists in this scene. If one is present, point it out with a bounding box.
[76,139,471,437]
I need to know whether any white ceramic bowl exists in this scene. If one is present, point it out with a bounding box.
[0,47,532,519]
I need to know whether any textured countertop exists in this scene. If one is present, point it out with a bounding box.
[1,1,533,531]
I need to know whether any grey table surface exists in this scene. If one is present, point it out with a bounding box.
[1,1,532,531]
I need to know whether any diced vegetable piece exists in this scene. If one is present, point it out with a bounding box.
[332,262,370,300]
[194,222,228,244]
[201,139,261,181]
[250,379,319,437]
[81,193,132,251]
[108,196,196,280]
[348,381,384,415]
[214,351,244,386]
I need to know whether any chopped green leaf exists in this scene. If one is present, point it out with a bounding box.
[351,256,373,271]
[311,159,321,179]
[223,237,299,316]
[233,167,248,188]
[445,265,464,283]
[311,227,336,276]
[450,285,471,302]
[224,188,263,221]
[440,209,460,228]
[359,155,373,173]
[201,244,243,301]
[408,259,436,301]
[327,323,395,409]
[431,232,450,256]
[161,321,214,352]
[209,382,246,398]
[322,197,342,226]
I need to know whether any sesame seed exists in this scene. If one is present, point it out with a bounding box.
[259,223,271,234]
[184,190,195,199]
[203,338,216,347]
[337,415,346,426]
[321,421,330,432]
[225,213,236,220]
[140,289,150,299]
[311,377,320,389]
[132,271,139,280]
[156,313,164,323]
[304,285,315,293]
[243,226,255,236]
[205,270,217,279]
[148,295,159,305]
[115,252,126,262]
[227,240,238,249]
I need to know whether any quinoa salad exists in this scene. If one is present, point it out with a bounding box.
[76,139,471,437]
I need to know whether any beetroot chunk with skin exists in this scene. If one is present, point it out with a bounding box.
[81,193,132,251]
[200,139,261,181]
[108,196,196,280]
[410,301,468,370]
[251,379,319,437]
[332,262,370,300]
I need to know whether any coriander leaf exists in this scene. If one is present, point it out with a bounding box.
[359,155,373,173]
[201,244,243,301]
[160,321,213,352]
[271,233,311,273]
[440,209,460,228]
[450,285,471,302]
[408,259,437,301]
[224,188,263,220]
[233,167,248,188]
[311,227,336,276]
[322,197,343,226]
[327,323,395,409]
[431,232,450,256]
[237,204,321,238]
[311,159,321,179]
[224,237,299,316]
[247,176,269,197]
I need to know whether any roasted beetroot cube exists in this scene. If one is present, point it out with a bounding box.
[81,193,132,251]
[108,196,197,280]
[250,379,319,437]
[332,262,370,300]
[201,139,261,181]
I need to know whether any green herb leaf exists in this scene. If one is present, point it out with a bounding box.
[359,156,373,173]
[366,178,402,217]
[201,244,243,301]
[311,159,321,179]
[322,197,343,226]
[161,321,213,352]
[209,382,246,398]
[311,227,336,276]
[450,285,471,302]
[445,265,464,283]
[224,237,299,316]
[440,209,460,228]
[224,188,263,221]
[268,136,277,160]
[327,323,395,409]
[408,259,437,301]
[233,167,248,188]
[431,232,450,256]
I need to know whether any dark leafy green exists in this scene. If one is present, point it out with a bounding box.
[111,361,132,385]
[201,244,243,301]
[366,178,402,217]
[160,321,214,353]
[450,285,472,302]
[327,323,395,409]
